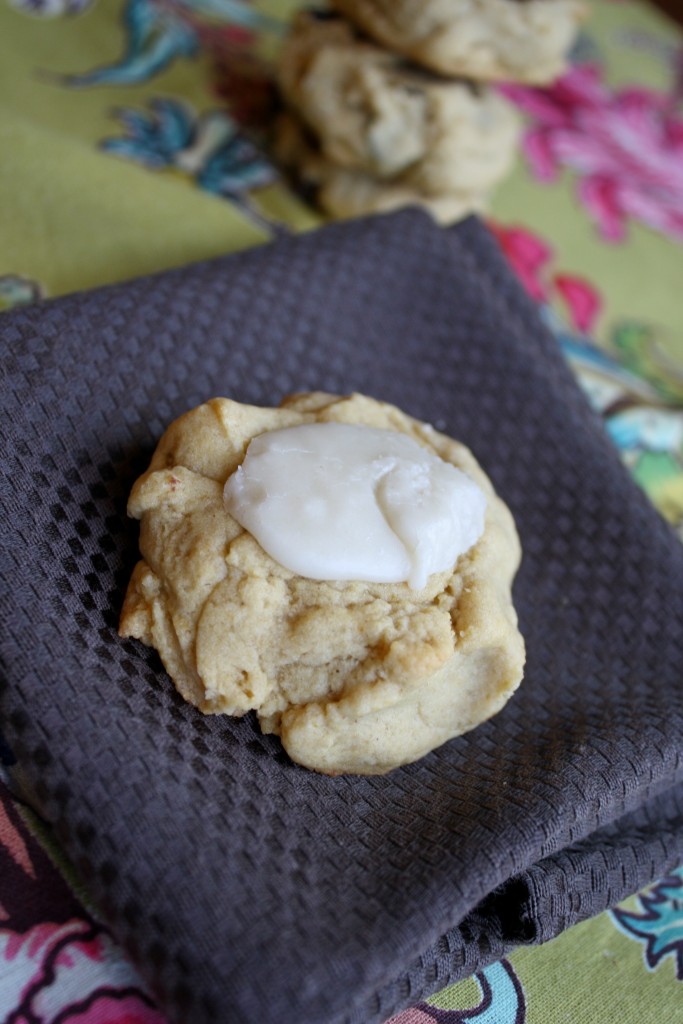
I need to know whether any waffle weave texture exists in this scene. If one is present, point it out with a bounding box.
[1,210,682,1024]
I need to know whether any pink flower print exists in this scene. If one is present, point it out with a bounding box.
[553,274,601,334]
[489,223,553,303]
[489,221,602,334]
[500,64,683,242]
[51,992,165,1023]
[0,795,36,889]
[384,1010,435,1024]
[1,918,166,1023]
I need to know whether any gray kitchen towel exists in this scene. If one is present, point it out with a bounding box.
[1,209,682,1024]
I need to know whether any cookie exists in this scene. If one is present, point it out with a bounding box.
[273,110,489,225]
[277,12,519,196]
[330,0,586,84]
[119,392,525,775]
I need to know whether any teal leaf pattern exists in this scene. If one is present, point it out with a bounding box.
[612,870,683,978]
[60,0,281,87]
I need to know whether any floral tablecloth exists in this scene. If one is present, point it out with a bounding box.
[1,0,683,1021]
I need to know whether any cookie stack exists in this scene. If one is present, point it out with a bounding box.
[274,1,586,224]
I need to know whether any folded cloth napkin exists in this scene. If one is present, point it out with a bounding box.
[1,209,682,1024]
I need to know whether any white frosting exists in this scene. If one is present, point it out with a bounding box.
[224,422,486,590]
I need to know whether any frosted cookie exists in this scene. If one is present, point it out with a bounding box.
[120,392,525,774]
[274,110,491,225]
[277,12,519,197]
[330,0,586,84]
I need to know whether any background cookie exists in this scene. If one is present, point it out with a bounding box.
[120,392,525,775]
[277,12,519,197]
[273,111,489,224]
[330,0,587,84]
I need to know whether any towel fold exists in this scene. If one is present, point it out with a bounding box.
[1,209,682,1024]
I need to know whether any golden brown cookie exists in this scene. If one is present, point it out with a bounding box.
[330,0,587,84]
[120,392,525,774]
[276,12,519,198]
[274,109,497,226]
